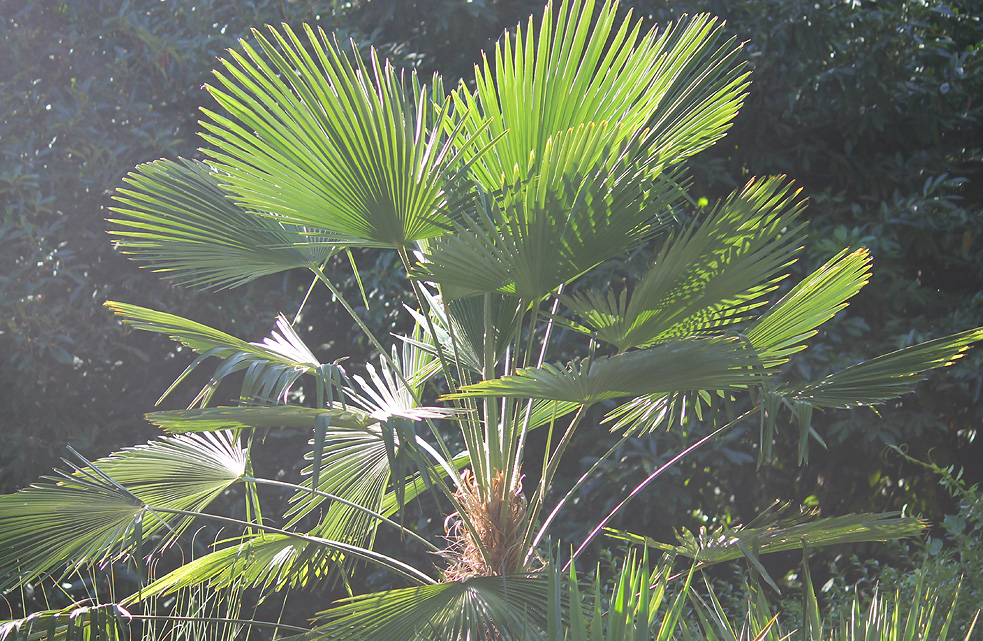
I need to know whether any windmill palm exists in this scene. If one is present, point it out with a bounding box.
[2,0,982,639]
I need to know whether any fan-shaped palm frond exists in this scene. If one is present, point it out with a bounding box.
[284,421,392,547]
[788,327,983,408]
[744,248,872,368]
[307,575,551,641]
[108,158,339,290]
[107,303,327,405]
[414,154,680,301]
[562,177,806,351]
[201,23,483,249]
[146,405,436,565]
[453,1,747,191]
[0,433,243,592]
[446,336,765,404]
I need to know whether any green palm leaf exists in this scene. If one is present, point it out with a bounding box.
[414,149,680,301]
[789,327,983,408]
[445,337,765,404]
[145,405,425,560]
[454,1,747,190]
[0,603,133,641]
[106,302,324,405]
[124,533,338,600]
[562,177,806,351]
[744,247,873,368]
[0,432,243,592]
[108,158,338,290]
[201,24,481,249]
[609,504,927,593]
[307,575,551,641]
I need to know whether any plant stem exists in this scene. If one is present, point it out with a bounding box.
[567,406,760,567]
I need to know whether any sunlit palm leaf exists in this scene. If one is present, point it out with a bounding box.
[744,248,873,368]
[0,433,243,592]
[308,575,551,641]
[343,343,452,423]
[0,603,132,641]
[107,303,323,405]
[108,158,338,290]
[125,533,338,600]
[445,337,765,404]
[789,327,983,408]
[201,24,480,249]
[285,423,392,549]
[563,177,805,351]
[145,404,426,563]
[454,1,746,190]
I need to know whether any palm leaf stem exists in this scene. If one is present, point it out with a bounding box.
[308,262,462,482]
[524,430,635,565]
[523,404,588,553]
[242,476,439,552]
[567,405,759,566]
[505,295,550,498]
[483,292,502,485]
[308,261,401,372]
[398,246,458,391]
[292,267,321,325]
[145,506,435,586]
[408,437,496,568]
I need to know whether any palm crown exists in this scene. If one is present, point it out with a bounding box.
[2,1,981,639]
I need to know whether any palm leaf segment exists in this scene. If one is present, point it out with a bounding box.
[0,432,243,593]
[201,23,481,249]
[456,0,748,190]
[109,158,337,290]
[562,177,806,352]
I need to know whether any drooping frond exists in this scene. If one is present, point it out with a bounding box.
[106,303,325,405]
[788,327,983,408]
[201,23,484,249]
[146,405,376,433]
[109,158,339,290]
[0,432,243,592]
[562,177,806,351]
[0,603,134,641]
[126,533,339,600]
[608,504,927,593]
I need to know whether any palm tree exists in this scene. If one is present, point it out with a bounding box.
[2,0,981,638]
